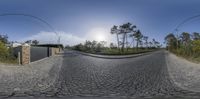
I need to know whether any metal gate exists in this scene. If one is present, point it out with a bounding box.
[30,46,51,62]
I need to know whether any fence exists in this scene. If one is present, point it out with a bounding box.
[30,46,51,62]
[13,45,62,65]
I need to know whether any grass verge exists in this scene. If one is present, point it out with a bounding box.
[75,48,158,55]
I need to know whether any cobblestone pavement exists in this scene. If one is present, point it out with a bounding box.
[53,50,200,98]
[3,50,200,99]
[0,56,63,98]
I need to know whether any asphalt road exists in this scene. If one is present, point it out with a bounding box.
[50,50,200,99]
[6,50,200,99]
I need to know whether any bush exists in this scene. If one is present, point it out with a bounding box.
[192,40,200,57]
[0,41,17,63]
[0,41,9,60]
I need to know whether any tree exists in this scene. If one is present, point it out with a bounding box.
[165,33,177,51]
[25,40,32,44]
[119,23,136,52]
[192,32,200,40]
[84,40,92,50]
[149,41,153,48]
[143,36,148,48]
[134,30,143,50]
[129,34,135,48]
[0,34,8,44]
[111,22,136,52]
[91,40,97,50]
[110,43,116,49]
[111,25,120,49]
[192,40,200,55]
[180,32,191,46]
[73,43,84,51]
[32,40,39,45]
[100,41,106,48]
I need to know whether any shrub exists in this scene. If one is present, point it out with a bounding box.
[192,40,200,57]
[0,41,9,60]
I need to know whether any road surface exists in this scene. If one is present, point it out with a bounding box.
[5,50,200,99]
[51,50,200,98]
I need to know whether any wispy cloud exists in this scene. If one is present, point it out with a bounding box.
[19,28,117,46]
[20,31,85,46]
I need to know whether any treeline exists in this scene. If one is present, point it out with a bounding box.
[71,40,108,53]
[70,22,162,55]
[165,32,200,60]
[111,22,161,52]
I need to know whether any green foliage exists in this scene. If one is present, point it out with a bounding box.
[0,35,17,64]
[72,40,107,53]
[165,33,177,51]
[0,35,8,44]
[72,40,155,55]
[165,32,200,62]
[0,41,9,60]
[192,40,200,57]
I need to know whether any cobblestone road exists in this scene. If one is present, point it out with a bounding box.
[54,50,200,98]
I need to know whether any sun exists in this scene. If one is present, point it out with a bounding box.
[95,32,106,41]
[89,28,107,41]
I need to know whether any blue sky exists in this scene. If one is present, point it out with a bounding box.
[1,0,200,45]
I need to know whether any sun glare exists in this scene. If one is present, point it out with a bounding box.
[88,28,107,41]
[95,33,106,41]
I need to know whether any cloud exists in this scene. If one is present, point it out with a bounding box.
[19,29,118,46]
[20,31,85,46]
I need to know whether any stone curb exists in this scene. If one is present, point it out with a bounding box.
[74,50,156,59]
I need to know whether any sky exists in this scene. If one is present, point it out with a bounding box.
[1,0,200,46]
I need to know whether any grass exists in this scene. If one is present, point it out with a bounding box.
[171,50,200,64]
[76,48,157,55]
[183,56,200,64]
[0,58,18,64]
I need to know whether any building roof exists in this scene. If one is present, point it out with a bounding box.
[32,44,64,48]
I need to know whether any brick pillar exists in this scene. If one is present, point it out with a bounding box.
[21,45,30,65]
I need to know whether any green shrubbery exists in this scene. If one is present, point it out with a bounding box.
[72,40,107,53]
[192,40,200,56]
[165,32,200,62]
[71,40,156,55]
[0,35,17,64]
[0,41,9,60]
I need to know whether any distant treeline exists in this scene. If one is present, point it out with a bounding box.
[68,22,162,55]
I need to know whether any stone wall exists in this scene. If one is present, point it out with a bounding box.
[51,47,60,56]
[13,45,30,65]
[21,45,30,65]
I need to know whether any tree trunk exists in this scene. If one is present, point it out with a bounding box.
[132,38,135,48]
[116,34,120,52]
[122,33,126,52]
[126,33,128,51]
[136,39,138,51]
[146,41,148,50]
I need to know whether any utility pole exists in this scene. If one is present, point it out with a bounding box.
[175,28,179,49]
[57,36,61,44]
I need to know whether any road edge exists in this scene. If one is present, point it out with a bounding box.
[74,50,158,59]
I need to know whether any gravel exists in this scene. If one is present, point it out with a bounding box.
[166,51,200,92]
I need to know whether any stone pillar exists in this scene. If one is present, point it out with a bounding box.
[21,45,30,65]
